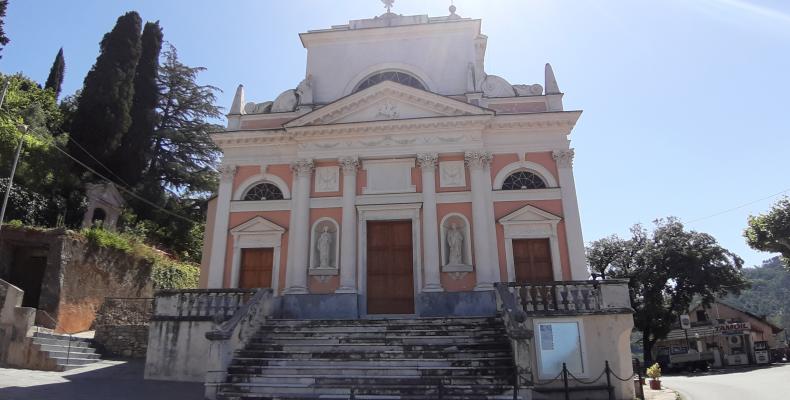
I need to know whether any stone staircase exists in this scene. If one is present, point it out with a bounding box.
[215,316,527,399]
[30,331,101,371]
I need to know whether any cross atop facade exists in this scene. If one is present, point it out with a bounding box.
[382,0,394,13]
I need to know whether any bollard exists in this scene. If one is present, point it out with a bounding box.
[605,360,614,400]
[562,363,569,400]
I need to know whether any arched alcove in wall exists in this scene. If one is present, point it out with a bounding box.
[439,213,473,273]
[309,217,340,275]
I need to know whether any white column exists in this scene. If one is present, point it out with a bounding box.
[465,151,498,291]
[417,153,443,292]
[553,149,588,280]
[336,156,359,294]
[284,159,314,294]
[207,164,236,288]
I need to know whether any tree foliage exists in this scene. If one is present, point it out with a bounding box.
[726,257,790,334]
[0,0,9,59]
[112,21,162,186]
[68,11,142,174]
[745,197,790,268]
[587,218,748,366]
[45,47,66,99]
[0,73,74,226]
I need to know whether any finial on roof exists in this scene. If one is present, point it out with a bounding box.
[382,0,394,13]
[229,84,246,115]
[545,63,560,95]
[449,0,457,15]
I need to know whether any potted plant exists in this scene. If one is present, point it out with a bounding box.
[646,363,662,390]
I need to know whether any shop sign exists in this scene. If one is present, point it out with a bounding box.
[715,322,750,336]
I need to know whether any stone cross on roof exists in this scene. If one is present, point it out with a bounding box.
[382,0,394,13]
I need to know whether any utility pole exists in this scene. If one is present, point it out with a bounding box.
[0,78,27,234]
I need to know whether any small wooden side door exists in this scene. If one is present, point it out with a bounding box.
[239,248,274,289]
[513,238,554,283]
[367,220,414,314]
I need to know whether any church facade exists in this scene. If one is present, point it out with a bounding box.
[202,8,589,319]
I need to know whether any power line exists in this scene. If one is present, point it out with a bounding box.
[685,187,790,224]
[66,136,132,189]
[34,133,200,225]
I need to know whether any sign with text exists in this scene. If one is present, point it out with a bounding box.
[680,314,691,330]
[715,322,751,336]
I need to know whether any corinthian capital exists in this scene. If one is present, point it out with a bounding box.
[339,156,360,175]
[218,164,237,181]
[552,149,575,168]
[464,151,493,170]
[416,153,438,170]
[290,159,315,176]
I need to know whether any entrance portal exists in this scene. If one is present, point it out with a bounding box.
[366,220,414,314]
[239,248,274,288]
[513,238,553,283]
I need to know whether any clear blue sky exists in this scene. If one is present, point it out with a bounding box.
[2,0,788,268]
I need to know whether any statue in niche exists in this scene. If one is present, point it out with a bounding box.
[317,226,333,269]
[447,222,465,266]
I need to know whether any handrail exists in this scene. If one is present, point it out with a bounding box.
[206,288,272,340]
[34,310,80,367]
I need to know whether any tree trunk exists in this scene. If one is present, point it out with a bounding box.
[643,333,656,370]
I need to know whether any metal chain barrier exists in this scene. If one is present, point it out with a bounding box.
[532,360,646,400]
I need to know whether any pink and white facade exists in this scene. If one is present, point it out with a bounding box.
[201,9,591,319]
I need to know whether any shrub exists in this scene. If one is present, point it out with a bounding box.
[646,363,662,380]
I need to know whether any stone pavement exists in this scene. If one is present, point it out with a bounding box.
[643,383,680,400]
[0,359,203,400]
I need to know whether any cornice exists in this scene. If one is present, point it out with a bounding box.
[300,19,481,48]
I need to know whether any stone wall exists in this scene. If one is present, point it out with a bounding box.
[93,298,153,358]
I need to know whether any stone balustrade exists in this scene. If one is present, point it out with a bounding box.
[151,289,256,322]
[495,280,632,317]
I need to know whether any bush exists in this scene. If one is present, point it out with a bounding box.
[646,363,662,379]
[81,226,199,289]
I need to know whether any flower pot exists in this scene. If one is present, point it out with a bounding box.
[649,379,661,390]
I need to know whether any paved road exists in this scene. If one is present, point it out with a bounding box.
[0,359,203,400]
[662,363,790,400]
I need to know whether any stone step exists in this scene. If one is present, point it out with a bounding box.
[50,356,100,366]
[227,365,515,377]
[32,332,93,344]
[241,341,510,350]
[251,335,506,345]
[41,350,101,360]
[216,394,526,400]
[31,337,93,348]
[226,374,512,386]
[233,350,513,361]
[267,317,500,327]
[216,382,519,396]
[230,357,513,369]
[36,343,97,354]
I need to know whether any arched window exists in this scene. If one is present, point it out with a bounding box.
[501,171,547,190]
[354,71,426,93]
[243,183,284,201]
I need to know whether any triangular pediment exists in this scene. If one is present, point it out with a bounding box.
[499,205,561,224]
[285,80,492,127]
[231,216,285,234]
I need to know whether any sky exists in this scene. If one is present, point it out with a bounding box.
[2,0,789,268]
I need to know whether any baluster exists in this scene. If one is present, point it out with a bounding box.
[546,284,556,311]
[520,286,533,312]
[580,287,590,310]
[592,286,602,310]
[565,285,576,311]
[557,285,569,312]
[533,286,544,311]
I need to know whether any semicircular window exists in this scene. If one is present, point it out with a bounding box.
[501,171,547,190]
[354,71,426,92]
[243,183,284,201]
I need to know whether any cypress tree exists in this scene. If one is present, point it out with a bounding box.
[0,0,9,59]
[69,11,142,176]
[45,47,66,99]
[112,21,163,186]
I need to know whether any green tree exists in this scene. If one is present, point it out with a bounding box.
[586,235,627,279]
[112,21,162,186]
[727,257,790,333]
[0,0,9,59]
[44,47,66,99]
[745,197,790,268]
[68,11,141,176]
[588,218,748,367]
[0,73,72,225]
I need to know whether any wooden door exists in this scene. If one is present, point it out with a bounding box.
[513,239,554,283]
[239,248,274,289]
[367,220,414,314]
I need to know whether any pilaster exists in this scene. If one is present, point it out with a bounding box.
[207,164,236,288]
[284,159,314,294]
[417,153,443,292]
[337,156,360,294]
[465,151,498,290]
[552,149,587,280]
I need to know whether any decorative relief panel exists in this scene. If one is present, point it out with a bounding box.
[362,158,416,195]
[439,161,466,188]
[314,166,340,192]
